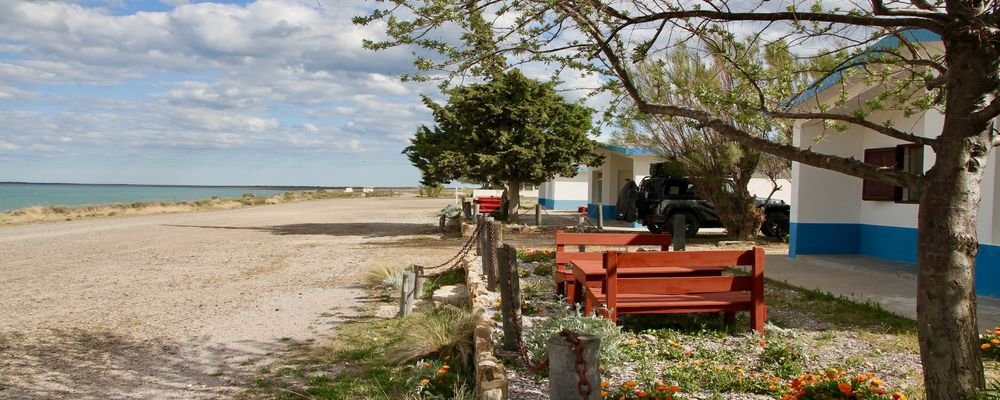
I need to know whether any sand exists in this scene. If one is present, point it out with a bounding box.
[0,196,458,399]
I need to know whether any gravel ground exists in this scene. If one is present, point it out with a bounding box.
[0,197,457,399]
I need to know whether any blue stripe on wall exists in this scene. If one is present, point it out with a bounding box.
[539,198,588,211]
[587,203,616,220]
[790,222,1000,297]
[859,224,918,263]
[978,244,1000,297]
[788,222,859,258]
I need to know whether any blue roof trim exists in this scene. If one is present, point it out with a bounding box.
[787,29,941,108]
[602,144,658,156]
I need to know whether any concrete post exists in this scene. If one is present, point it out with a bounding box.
[548,332,601,400]
[496,244,520,351]
[412,265,424,300]
[399,272,415,317]
[597,203,604,230]
[672,214,686,251]
[535,203,542,226]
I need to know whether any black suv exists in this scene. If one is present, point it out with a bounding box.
[618,165,791,238]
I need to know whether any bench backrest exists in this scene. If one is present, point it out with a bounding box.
[554,230,672,266]
[604,247,765,298]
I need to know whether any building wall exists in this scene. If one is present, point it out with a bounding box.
[791,108,1000,296]
[538,172,590,210]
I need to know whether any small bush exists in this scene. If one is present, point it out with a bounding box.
[533,263,555,277]
[517,249,555,263]
[407,358,473,399]
[758,338,805,378]
[782,370,901,400]
[386,306,478,368]
[523,302,630,372]
[365,265,406,289]
[982,326,1000,360]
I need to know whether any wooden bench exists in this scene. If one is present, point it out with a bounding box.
[554,230,671,304]
[583,247,766,333]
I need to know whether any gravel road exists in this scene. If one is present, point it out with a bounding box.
[0,197,456,399]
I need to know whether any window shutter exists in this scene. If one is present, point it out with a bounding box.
[862,147,897,201]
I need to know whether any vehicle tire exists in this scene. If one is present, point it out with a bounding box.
[761,211,790,237]
[666,211,700,237]
[646,223,663,234]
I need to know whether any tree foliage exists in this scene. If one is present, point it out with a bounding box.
[403,69,603,220]
[361,1,1000,397]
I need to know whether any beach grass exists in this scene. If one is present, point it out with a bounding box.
[0,189,407,226]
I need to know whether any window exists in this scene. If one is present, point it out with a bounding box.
[862,145,924,203]
[898,145,924,203]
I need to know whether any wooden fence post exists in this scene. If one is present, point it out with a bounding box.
[399,272,415,317]
[535,203,541,226]
[497,244,521,352]
[672,214,686,251]
[412,265,424,300]
[548,331,601,400]
[484,218,499,291]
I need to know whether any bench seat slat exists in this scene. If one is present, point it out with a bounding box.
[616,276,752,294]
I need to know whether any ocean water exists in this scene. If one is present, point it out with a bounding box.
[0,183,292,212]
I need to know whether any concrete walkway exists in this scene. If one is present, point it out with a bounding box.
[766,254,1000,332]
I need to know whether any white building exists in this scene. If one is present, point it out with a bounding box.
[788,30,1000,296]
[539,145,793,221]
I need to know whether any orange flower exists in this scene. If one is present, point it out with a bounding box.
[892,393,908,400]
[838,383,853,396]
[655,383,668,391]
[781,396,797,400]
[635,390,648,398]
[601,390,608,397]
[601,381,610,388]
[983,343,992,349]
[668,385,680,393]
[759,341,767,347]
[876,389,887,395]
[992,339,1000,344]
[436,368,447,375]
[420,378,429,385]
[422,362,431,368]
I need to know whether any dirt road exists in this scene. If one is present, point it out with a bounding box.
[0,197,456,399]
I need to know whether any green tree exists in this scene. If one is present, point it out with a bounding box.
[404,70,603,222]
[359,1,1000,397]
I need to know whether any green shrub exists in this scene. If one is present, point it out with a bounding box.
[387,306,478,368]
[758,338,805,378]
[517,249,555,263]
[523,302,630,373]
[533,263,555,277]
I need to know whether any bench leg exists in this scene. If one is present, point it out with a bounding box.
[751,304,765,334]
[565,280,577,305]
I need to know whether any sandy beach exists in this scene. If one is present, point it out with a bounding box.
[0,197,457,399]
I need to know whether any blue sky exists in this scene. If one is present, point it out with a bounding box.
[0,0,445,186]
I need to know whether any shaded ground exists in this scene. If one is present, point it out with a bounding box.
[0,197,456,399]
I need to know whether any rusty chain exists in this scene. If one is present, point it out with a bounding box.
[560,329,592,399]
[418,221,484,275]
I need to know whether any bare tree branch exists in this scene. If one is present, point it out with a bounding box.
[556,1,926,189]
[872,0,945,17]
[971,96,1000,126]
[768,110,939,147]
[588,0,945,31]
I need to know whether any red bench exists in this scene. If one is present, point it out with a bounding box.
[583,247,766,333]
[554,230,672,304]
[474,197,502,214]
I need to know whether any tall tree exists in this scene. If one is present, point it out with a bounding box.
[404,70,603,222]
[358,1,1000,397]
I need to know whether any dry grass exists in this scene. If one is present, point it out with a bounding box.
[385,305,478,368]
[0,190,366,226]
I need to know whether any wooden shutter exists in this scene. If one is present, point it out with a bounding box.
[862,147,897,201]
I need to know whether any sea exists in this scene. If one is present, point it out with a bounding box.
[0,182,303,213]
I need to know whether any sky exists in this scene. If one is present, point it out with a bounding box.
[0,0,477,187]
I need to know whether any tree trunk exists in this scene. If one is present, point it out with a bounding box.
[916,29,995,398]
[505,180,521,223]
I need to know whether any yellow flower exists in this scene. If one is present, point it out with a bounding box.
[628,338,639,346]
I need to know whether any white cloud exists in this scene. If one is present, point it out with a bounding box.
[302,123,319,133]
